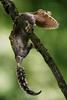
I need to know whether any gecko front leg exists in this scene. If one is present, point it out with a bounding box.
[9,29,41,96]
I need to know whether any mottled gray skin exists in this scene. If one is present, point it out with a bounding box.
[9,14,41,95]
[1,0,41,95]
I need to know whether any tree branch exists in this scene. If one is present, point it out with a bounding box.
[29,32,67,99]
[0,0,67,99]
[0,0,19,20]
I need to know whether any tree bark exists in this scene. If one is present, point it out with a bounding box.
[0,0,67,99]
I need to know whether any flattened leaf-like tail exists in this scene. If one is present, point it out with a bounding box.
[33,9,59,29]
[16,65,41,96]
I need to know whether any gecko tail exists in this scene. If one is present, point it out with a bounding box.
[16,65,41,96]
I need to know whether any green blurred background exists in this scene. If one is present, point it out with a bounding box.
[0,0,67,100]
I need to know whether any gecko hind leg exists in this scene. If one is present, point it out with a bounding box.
[16,43,41,96]
[16,66,41,95]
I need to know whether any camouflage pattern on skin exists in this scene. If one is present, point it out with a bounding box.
[9,15,41,95]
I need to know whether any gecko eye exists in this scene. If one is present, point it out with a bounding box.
[20,20,30,31]
[24,20,33,32]
[25,20,29,26]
